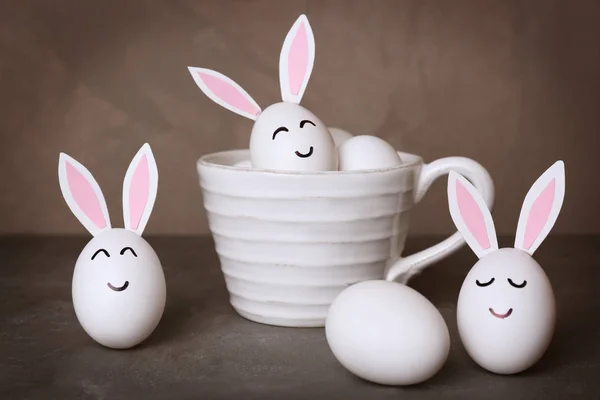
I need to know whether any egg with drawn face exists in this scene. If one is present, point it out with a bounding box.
[249,102,337,171]
[447,161,565,375]
[457,248,555,374]
[58,143,166,349]
[72,229,166,349]
[188,14,340,172]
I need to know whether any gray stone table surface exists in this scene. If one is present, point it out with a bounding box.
[1,235,599,399]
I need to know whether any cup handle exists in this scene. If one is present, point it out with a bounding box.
[384,157,495,284]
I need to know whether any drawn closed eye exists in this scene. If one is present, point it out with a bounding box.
[272,126,289,140]
[120,247,138,257]
[91,248,110,260]
[475,277,495,287]
[299,119,316,128]
[508,278,527,288]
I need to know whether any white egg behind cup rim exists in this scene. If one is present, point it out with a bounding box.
[58,143,166,349]
[338,135,404,171]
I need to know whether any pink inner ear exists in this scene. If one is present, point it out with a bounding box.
[523,179,555,250]
[128,155,150,231]
[197,72,260,117]
[66,162,107,230]
[287,23,309,96]
[456,180,491,250]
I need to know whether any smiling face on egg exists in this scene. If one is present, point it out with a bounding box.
[457,248,555,374]
[59,144,166,349]
[72,229,166,349]
[448,162,565,374]
[187,15,339,172]
[249,102,337,171]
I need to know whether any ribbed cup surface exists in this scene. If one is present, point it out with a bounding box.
[197,150,423,327]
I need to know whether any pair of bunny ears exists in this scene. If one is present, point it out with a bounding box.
[187,14,315,120]
[449,161,565,259]
[58,143,158,237]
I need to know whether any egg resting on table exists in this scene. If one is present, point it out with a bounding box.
[447,161,565,374]
[58,144,166,349]
[325,280,450,386]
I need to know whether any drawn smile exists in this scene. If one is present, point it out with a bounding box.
[107,281,129,292]
[489,308,513,319]
[295,146,314,158]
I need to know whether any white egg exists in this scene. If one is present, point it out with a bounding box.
[249,102,338,171]
[72,228,166,349]
[457,248,555,374]
[328,127,354,147]
[338,135,403,171]
[233,159,252,168]
[325,280,450,386]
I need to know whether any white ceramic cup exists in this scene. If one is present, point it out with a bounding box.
[197,149,494,327]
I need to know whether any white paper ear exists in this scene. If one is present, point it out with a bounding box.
[279,14,315,104]
[58,153,111,236]
[187,67,262,120]
[122,143,158,236]
[514,160,565,255]
[448,171,498,259]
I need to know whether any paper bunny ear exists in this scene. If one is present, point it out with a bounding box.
[514,161,565,255]
[187,67,262,120]
[122,143,158,236]
[448,171,499,259]
[58,153,111,236]
[279,14,315,104]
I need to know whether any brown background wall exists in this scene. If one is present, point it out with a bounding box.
[0,0,598,236]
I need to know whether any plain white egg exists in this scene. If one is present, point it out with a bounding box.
[249,102,338,171]
[328,127,354,147]
[457,248,555,374]
[325,280,450,386]
[72,229,166,349]
[338,135,403,171]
